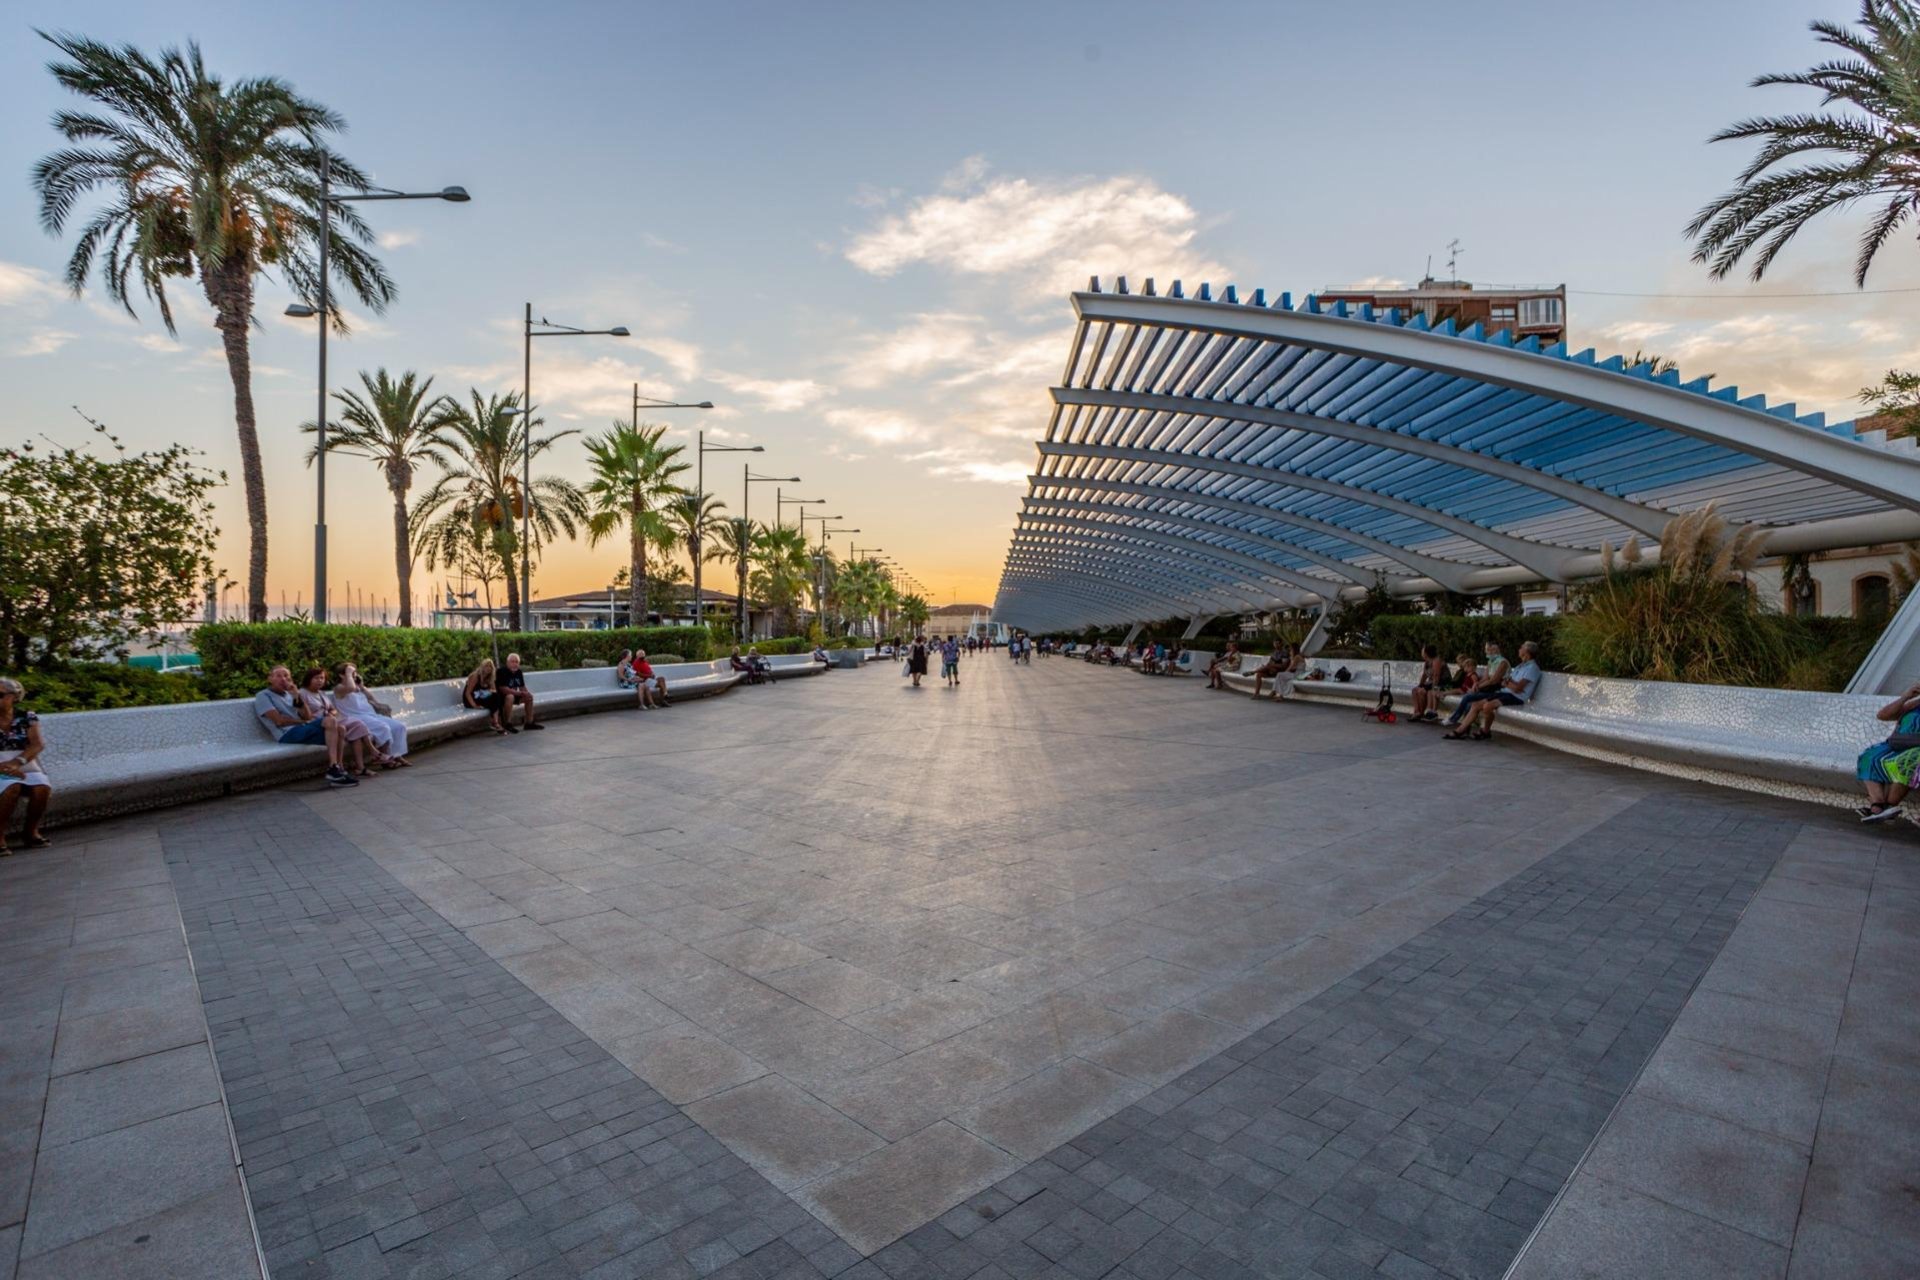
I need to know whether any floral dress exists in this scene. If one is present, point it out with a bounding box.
[0,708,50,789]
[1857,706,1920,787]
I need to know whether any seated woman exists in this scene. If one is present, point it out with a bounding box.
[615,649,638,688]
[1446,641,1543,741]
[812,642,831,666]
[297,666,388,774]
[335,663,409,766]
[1251,646,1305,700]
[1140,644,1161,674]
[631,649,670,709]
[1858,680,1920,823]
[0,676,52,852]
[1206,641,1243,690]
[463,658,508,734]
[748,647,776,682]
[1409,645,1450,723]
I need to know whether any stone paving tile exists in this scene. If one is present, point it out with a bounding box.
[38,653,1884,1278]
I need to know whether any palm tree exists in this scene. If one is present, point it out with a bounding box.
[412,391,585,628]
[581,423,689,627]
[301,369,454,626]
[712,517,759,635]
[32,34,394,620]
[1686,2,1920,285]
[833,559,888,638]
[751,525,815,637]
[898,593,931,636]
[664,490,729,621]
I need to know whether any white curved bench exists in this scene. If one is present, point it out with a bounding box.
[760,654,829,678]
[33,659,746,827]
[1217,657,1892,808]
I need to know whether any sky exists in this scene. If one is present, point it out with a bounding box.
[3,0,1916,618]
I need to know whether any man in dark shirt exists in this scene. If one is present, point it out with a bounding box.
[497,652,543,731]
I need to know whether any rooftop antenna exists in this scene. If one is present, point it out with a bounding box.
[1446,238,1463,281]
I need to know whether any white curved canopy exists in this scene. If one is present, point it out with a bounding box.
[994,281,1920,631]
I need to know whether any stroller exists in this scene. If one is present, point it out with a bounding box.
[1361,662,1397,724]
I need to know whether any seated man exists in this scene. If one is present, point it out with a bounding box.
[729,646,761,684]
[748,646,777,682]
[1206,641,1243,690]
[1140,644,1160,674]
[496,652,544,730]
[1447,641,1542,740]
[254,664,355,788]
[1251,646,1305,700]
[1443,641,1513,737]
[812,642,831,667]
[631,649,670,709]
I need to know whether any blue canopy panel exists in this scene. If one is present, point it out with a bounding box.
[997,281,1920,629]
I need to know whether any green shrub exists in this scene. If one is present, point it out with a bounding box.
[743,637,811,655]
[1369,615,1560,662]
[2,664,208,712]
[195,622,711,698]
[1556,565,1792,685]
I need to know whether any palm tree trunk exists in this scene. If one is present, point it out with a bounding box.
[202,264,269,622]
[388,470,413,628]
[496,526,521,630]
[629,490,647,626]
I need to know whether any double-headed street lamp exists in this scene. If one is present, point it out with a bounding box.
[741,469,800,640]
[286,159,468,623]
[815,524,858,633]
[517,309,630,630]
[776,492,825,531]
[677,404,754,627]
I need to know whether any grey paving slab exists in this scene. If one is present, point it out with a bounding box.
[1508,1174,1787,1279]
[38,1043,223,1148]
[17,651,1913,1276]
[14,1185,259,1280]
[19,1102,236,1257]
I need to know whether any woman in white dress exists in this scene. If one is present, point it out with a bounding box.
[335,664,409,766]
[295,666,386,776]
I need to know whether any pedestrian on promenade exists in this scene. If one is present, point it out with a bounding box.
[908,635,929,687]
[942,635,961,686]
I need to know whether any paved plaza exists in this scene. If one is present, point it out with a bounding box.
[2,653,1916,1279]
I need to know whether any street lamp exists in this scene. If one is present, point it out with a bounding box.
[288,166,467,623]
[629,386,726,624]
[742,469,800,640]
[521,309,629,630]
[776,493,825,531]
[816,525,858,634]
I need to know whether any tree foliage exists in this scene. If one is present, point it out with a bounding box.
[1686,1,1920,285]
[0,416,223,668]
[1859,368,1920,439]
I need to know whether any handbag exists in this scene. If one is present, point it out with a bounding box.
[369,696,394,716]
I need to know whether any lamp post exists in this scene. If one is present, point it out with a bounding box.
[286,163,468,623]
[742,468,800,640]
[629,386,727,625]
[519,310,630,631]
[776,492,825,532]
[816,524,858,636]
[687,418,752,629]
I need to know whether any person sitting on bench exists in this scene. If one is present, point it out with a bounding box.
[1442,642,1511,732]
[1206,642,1243,690]
[1251,646,1304,700]
[1445,641,1540,740]
[1409,645,1450,723]
[496,652,543,731]
[631,649,670,709]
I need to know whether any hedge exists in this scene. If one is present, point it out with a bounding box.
[2,664,208,712]
[195,622,712,699]
[1368,615,1560,662]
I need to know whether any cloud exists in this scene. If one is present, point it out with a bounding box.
[845,164,1231,300]
[710,371,831,412]
[11,329,76,357]
[1339,275,1409,291]
[0,261,63,307]
[640,232,687,254]
[824,406,925,444]
[633,334,702,381]
[839,312,990,388]
[377,229,421,250]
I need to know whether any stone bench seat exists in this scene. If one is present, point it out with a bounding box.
[1240,657,1889,806]
[35,659,749,826]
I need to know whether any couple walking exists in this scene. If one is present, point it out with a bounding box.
[905,636,962,688]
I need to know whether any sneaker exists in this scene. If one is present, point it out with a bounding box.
[504,724,520,734]
[326,767,359,788]
[1855,804,1879,818]
[526,723,545,731]
[1862,805,1902,824]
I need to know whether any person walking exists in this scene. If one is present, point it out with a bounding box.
[942,635,961,687]
[908,635,930,688]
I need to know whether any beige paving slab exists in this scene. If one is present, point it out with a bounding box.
[683,1076,884,1191]
[797,1121,1020,1256]
[955,1057,1148,1162]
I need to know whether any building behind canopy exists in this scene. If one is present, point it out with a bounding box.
[990,279,1920,693]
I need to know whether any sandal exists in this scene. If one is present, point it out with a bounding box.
[23,833,50,848]
[1442,729,1470,740]
[1470,729,1492,741]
